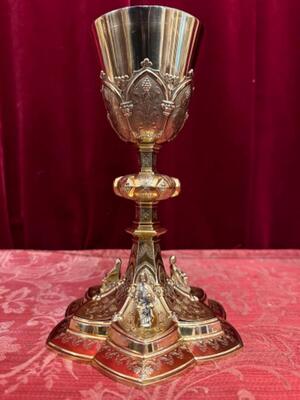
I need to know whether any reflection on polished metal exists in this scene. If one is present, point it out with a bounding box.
[47,6,243,386]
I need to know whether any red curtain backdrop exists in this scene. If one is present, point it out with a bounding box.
[0,0,299,250]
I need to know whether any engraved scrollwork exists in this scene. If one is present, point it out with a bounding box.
[114,173,180,201]
[164,280,214,321]
[56,331,101,351]
[140,151,153,168]
[75,272,130,321]
[99,342,188,379]
[140,207,151,221]
[137,239,155,260]
[193,325,238,353]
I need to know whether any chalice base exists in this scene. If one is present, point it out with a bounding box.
[47,256,243,386]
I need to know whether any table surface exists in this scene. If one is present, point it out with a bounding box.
[0,249,299,399]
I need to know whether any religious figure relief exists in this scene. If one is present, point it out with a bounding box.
[100,258,122,295]
[169,255,191,295]
[135,272,155,328]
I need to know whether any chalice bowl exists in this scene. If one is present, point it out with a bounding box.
[47,5,243,386]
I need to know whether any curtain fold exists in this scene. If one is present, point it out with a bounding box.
[0,0,299,249]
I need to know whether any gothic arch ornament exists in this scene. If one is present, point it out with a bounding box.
[101,58,193,143]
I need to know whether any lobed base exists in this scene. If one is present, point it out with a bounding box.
[47,254,243,386]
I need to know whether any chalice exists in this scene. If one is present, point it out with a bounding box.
[47,5,243,386]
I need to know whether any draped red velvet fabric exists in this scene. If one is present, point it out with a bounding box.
[0,0,299,250]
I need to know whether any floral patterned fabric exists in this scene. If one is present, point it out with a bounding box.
[0,249,299,399]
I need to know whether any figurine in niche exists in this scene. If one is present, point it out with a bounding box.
[170,255,191,294]
[136,272,154,328]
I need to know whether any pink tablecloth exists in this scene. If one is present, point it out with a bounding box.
[0,249,299,399]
